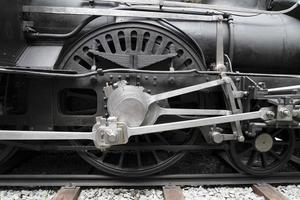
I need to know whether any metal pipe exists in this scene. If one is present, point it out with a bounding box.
[22,6,219,21]
[27,15,99,39]
[88,0,300,14]
[268,85,300,93]
[228,15,234,63]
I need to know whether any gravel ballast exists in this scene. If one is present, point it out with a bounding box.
[1,185,300,199]
[277,185,300,200]
[78,188,164,200]
[78,186,264,200]
[183,186,264,200]
[0,188,56,200]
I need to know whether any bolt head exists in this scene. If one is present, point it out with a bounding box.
[108,134,117,143]
[211,131,223,144]
[243,91,249,96]
[238,136,245,142]
[266,111,275,120]
[280,108,291,117]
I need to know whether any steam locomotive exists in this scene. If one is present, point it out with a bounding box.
[1,0,300,177]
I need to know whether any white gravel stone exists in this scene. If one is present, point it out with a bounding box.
[0,188,56,200]
[1,185,299,200]
[183,186,265,200]
[277,185,300,200]
[78,188,164,200]
[78,186,265,200]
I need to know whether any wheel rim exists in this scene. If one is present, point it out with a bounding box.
[229,128,295,176]
[61,22,205,176]
[73,128,197,177]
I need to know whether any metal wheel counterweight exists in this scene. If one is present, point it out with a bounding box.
[61,21,205,176]
[229,128,295,176]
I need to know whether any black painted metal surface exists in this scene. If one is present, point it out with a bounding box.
[18,1,300,74]
[0,0,26,65]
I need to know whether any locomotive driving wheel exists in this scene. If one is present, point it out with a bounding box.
[229,128,295,176]
[60,22,205,176]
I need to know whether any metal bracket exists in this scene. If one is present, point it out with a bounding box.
[221,76,245,141]
[215,16,226,72]
[159,0,164,9]
[93,117,127,150]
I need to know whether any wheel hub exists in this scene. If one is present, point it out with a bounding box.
[104,81,152,127]
[254,133,273,152]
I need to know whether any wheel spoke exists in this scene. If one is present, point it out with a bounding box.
[111,31,122,53]
[269,150,281,160]
[136,151,142,168]
[238,146,254,156]
[272,129,283,137]
[145,135,152,143]
[156,134,169,145]
[98,152,107,162]
[247,151,257,166]
[118,152,125,167]
[152,150,161,164]
[261,153,267,168]
[145,135,161,163]
[273,141,289,146]
[69,60,89,73]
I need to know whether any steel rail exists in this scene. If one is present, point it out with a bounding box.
[1,172,300,187]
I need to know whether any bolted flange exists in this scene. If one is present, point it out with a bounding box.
[93,117,127,150]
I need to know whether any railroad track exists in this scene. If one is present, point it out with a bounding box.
[50,183,290,200]
[1,172,300,187]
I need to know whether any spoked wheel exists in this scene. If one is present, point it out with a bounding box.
[73,128,197,177]
[229,128,295,176]
[60,22,205,176]
[60,21,205,72]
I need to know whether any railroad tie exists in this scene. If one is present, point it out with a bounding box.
[252,183,289,200]
[163,185,185,200]
[51,186,81,200]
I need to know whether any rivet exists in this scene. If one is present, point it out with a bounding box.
[168,77,175,85]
